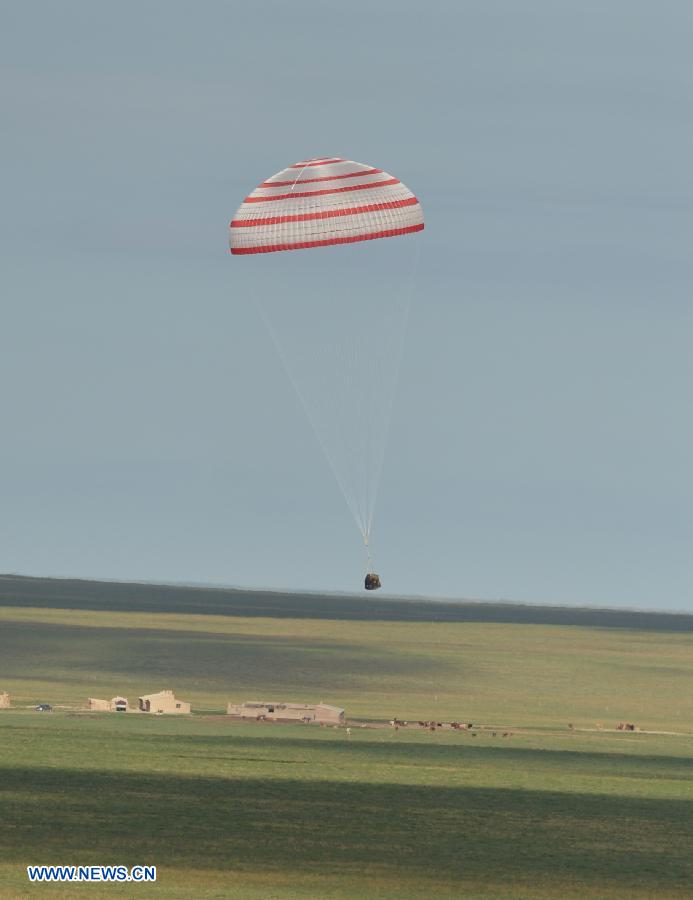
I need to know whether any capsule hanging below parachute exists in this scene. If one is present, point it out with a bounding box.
[230,157,424,590]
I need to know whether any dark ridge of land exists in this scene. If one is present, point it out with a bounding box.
[1,573,692,631]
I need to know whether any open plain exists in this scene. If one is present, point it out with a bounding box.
[1,575,692,897]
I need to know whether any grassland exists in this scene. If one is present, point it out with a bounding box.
[1,575,693,897]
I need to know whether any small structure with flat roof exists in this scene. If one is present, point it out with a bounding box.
[138,690,190,715]
[227,700,344,725]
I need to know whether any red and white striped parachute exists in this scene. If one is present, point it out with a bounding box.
[229,157,424,589]
[229,157,424,255]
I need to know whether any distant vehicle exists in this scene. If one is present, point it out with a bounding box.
[35,704,52,712]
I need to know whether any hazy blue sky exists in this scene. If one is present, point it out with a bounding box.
[2,1,693,608]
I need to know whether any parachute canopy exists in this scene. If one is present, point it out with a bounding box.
[230,157,424,586]
[229,157,424,255]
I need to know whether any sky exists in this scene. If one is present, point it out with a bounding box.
[2,1,693,609]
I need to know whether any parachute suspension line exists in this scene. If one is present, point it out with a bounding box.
[363,238,422,540]
[316,332,370,540]
[364,534,375,573]
[252,292,370,541]
[364,371,372,543]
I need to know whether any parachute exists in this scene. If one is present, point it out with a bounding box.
[230,157,424,589]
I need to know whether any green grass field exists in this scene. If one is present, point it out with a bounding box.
[1,575,693,897]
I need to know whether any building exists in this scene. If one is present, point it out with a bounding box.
[88,696,129,712]
[0,692,10,709]
[226,700,345,725]
[88,697,109,712]
[138,690,190,715]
